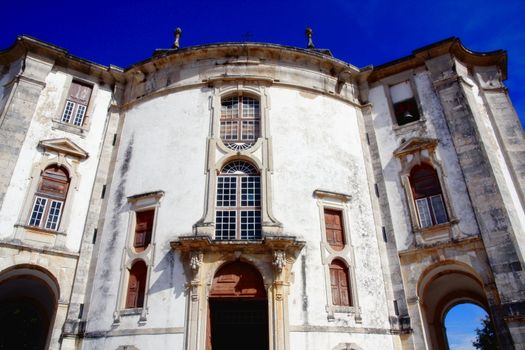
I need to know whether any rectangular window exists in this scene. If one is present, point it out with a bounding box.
[61,81,92,127]
[430,195,448,224]
[45,200,63,230]
[215,211,236,240]
[324,209,345,250]
[240,210,261,240]
[29,197,47,227]
[217,177,237,207]
[134,210,155,252]
[390,81,420,126]
[241,120,260,141]
[241,176,260,207]
[415,198,433,228]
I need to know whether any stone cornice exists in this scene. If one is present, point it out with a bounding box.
[368,37,507,83]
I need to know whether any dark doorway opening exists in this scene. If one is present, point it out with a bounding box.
[0,267,59,350]
[0,298,49,350]
[209,298,268,350]
[207,261,269,350]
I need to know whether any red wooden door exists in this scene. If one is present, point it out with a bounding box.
[324,209,345,251]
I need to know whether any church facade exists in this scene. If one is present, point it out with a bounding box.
[0,34,524,350]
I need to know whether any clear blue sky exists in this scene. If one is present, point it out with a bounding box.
[445,303,488,350]
[1,0,524,125]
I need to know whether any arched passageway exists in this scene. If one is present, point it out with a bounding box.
[0,265,59,350]
[207,261,268,350]
[418,262,498,350]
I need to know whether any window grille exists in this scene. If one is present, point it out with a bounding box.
[216,161,261,240]
[220,96,260,151]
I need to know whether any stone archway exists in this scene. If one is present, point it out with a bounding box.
[0,265,59,350]
[207,261,268,350]
[417,262,495,350]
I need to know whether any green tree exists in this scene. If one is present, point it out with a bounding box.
[472,315,499,350]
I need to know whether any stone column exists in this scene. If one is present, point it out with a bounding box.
[425,54,525,349]
[0,53,53,208]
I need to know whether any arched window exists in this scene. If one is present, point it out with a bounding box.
[329,259,352,306]
[125,260,147,309]
[216,160,261,240]
[28,165,70,231]
[220,95,260,150]
[409,164,448,228]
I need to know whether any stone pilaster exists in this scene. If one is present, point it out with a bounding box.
[425,54,525,349]
[0,53,53,208]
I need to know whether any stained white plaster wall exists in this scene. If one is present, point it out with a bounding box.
[86,88,210,332]
[269,87,392,333]
[369,71,479,251]
[82,333,184,350]
[0,68,112,251]
[86,82,395,347]
[289,331,393,350]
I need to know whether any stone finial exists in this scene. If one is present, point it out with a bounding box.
[305,27,314,49]
[173,27,182,49]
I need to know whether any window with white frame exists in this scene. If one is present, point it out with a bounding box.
[215,160,261,240]
[390,81,421,126]
[220,95,260,151]
[28,165,70,231]
[409,164,448,228]
[61,81,92,127]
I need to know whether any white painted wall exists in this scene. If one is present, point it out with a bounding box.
[0,68,113,251]
[369,71,479,251]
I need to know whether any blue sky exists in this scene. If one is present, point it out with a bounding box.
[445,303,488,350]
[1,0,524,125]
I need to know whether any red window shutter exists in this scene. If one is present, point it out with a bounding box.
[134,210,154,251]
[126,273,139,308]
[339,270,350,306]
[330,267,340,305]
[330,260,352,307]
[410,164,442,199]
[68,82,92,105]
[126,261,147,308]
[324,209,345,251]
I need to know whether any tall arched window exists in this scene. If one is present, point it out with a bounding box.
[126,260,147,309]
[28,165,70,231]
[216,160,261,240]
[329,259,352,306]
[409,164,448,228]
[220,95,260,151]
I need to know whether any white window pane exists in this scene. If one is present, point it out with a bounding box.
[62,101,75,123]
[215,210,236,240]
[240,210,261,240]
[241,176,260,207]
[73,104,87,126]
[430,195,448,224]
[45,200,63,230]
[390,81,414,103]
[216,176,237,207]
[416,198,432,228]
[29,197,47,226]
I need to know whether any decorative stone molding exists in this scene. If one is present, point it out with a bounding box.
[38,138,89,160]
[273,250,286,272]
[393,137,459,245]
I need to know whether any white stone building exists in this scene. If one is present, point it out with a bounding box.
[0,34,524,350]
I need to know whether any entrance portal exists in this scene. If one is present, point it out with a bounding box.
[208,261,268,350]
